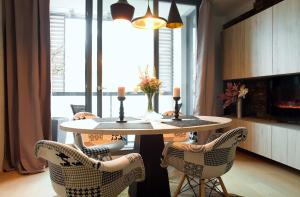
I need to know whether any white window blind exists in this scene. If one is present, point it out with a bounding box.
[50,13,65,92]
[159,28,173,94]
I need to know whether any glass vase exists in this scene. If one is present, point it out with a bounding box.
[146,93,154,112]
[237,97,242,119]
[143,93,162,121]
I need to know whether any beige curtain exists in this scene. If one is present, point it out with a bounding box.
[3,0,51,174]
[194,0,217,144]
[0,0,5,173]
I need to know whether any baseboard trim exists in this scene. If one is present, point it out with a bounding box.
[237,148,300,173]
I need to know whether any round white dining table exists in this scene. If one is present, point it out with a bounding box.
[60,116,232,135]
[60,116,232,197]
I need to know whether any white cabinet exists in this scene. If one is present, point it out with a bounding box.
[273,0,300,75]
[251,122,272,159]
[243,7,273,78]
[287,127,300,169]
[222,0,300,79]
[222,22,244,80]
[222,7,273,79]
[271,126,288,165]
[230,118,300,169]
[271,125,300,169]
[232,119,271,158]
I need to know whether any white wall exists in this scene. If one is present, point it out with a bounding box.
[212,12,226,116]
[0,0,5,173]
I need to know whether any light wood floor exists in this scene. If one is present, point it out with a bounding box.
[0,150,299,197]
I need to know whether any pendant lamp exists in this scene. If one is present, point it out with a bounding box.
[111,0,135,21]
[132,0,167,30]
[166,0,183,28]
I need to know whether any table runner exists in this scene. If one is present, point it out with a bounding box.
[94,117,140,122]
[161,118,217,127]
[95,122,153,129]
[162,115,199,120]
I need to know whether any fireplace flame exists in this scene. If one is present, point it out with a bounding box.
[275,101,300,109]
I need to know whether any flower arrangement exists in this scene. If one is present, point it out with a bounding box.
[220,82,249,109]
[137,66,162,94]
[136,66,162,112]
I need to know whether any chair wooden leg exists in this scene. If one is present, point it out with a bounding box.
[199,179,205,197]
[217,177,229,197]
[173,175,186,197]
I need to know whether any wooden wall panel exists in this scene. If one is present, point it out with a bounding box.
[222,22,244,80]
[273,0,300,74]
[244,7,273,77]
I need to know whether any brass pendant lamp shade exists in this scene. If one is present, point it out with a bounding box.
[167,0,183,28]
[111,0,135,21]
[132,1,167,30]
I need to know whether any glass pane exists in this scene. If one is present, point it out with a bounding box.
[50,0,86,119]
[101,0,155,145]
[101,0,154,118]
[158,2,197,115]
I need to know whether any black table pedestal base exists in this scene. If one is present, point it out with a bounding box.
[129,134,171,197]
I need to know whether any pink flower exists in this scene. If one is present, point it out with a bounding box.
[219,82,248,108]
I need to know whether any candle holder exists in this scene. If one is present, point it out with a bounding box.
[116,96,127,123]
[173,97,182,121]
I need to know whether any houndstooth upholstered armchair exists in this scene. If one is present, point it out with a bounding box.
[72,111,127,160]
[161,127,247,197]
[35,140,145,197]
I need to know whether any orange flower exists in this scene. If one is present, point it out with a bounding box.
[137,66,162,94]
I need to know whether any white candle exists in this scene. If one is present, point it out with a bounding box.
[173,87,180,97]
[118,87,125,97]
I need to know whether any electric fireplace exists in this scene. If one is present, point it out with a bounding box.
[224,74,300,124]
[269,74,300,123]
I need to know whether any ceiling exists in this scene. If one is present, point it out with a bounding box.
[50,0,196,19]
[212,0,255,16]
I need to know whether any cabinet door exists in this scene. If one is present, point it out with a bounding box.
[251,123,272,158]
[234,119,251,150]
[273,0,300,75]
[271,126,288,164]
[287,128,300,170]
[222,22,244,80]
[244,8,273,77]
[229,119,245,148]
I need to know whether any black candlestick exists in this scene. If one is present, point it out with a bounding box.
[173,97,182,121]
[116,96,127,123]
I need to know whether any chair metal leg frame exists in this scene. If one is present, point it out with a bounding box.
[206,178,221,197]
[174,175,229,197]
[173,175,200,197]
[174,175,208,197]
[204,177,229,197]
[187,176,197,196]
[180,180,199,194]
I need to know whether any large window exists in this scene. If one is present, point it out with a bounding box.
[50,0,86,118]
[50,0,197,145]
[158,1,197,115]
[100,0,155,118]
